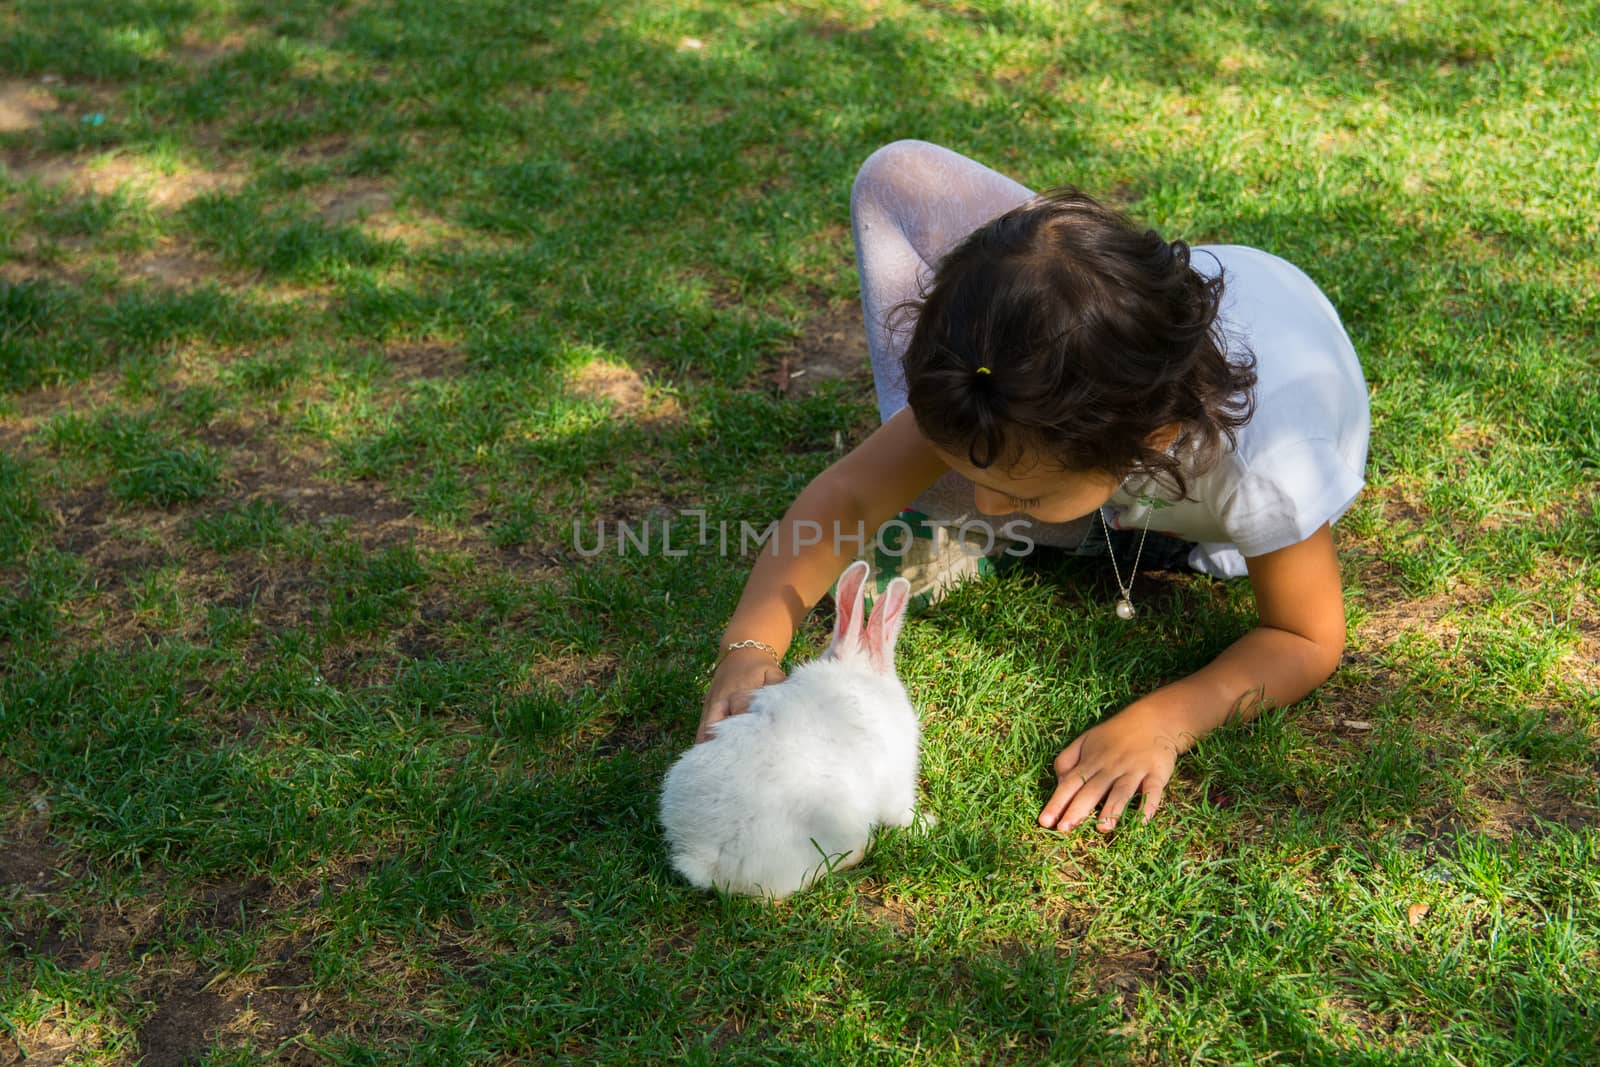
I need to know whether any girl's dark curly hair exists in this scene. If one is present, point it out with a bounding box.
[898,187,1255,500]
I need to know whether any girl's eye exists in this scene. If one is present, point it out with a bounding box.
[1010,495,1042,509]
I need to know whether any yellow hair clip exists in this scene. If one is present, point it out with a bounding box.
[975,365,992,376]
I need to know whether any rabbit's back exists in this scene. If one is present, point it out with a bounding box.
[660,663,917,897]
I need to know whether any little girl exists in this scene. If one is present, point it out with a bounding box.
[698,140,1369,834]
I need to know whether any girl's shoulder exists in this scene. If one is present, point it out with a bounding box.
[1194,244,1335,303]
[1197,244,1361,380]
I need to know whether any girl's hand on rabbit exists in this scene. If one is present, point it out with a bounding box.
[1037,701,1188,833]
[697,649,787,744]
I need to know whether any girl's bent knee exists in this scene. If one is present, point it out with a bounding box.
[852,139,941,209]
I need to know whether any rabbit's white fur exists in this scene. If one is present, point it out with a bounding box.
[659,560,920,899]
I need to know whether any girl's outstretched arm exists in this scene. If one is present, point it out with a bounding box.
[697,407,947,742]
[1038,522,1347,831]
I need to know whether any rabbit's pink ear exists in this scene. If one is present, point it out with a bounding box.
[827,559,871,660]
[862,575,911,674]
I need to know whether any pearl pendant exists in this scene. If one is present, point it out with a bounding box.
[1115,598,1136,621]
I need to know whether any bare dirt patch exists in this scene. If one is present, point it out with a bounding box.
[137,980,242,1067]
[1347,548,1598,698]
[207,424,572,619]
[171,29,250,68]
[304,175,484,250]
[384,340,465,380]
[1341,554,1487,655]
[1093,946,1171,1000]
[571,360,647,410]
[0,80,61,132]
[271,481,417,535]
[569,358,683,424]
[858,890,917,936]
[15,890,166,973]
[122,241,234,289]
[1481,786,1599,837]
[7,860,353,1062]
[130,943,374,1066]
[1566,624,1599,695]
[188,876,275,935]
[225,432,434,548]
[0,835,60,891]
[0,1020,81,1067]
[523,651,617,694]
[0,370,122,434]
[589,715,671,758]
[313,177,393,227]
[0,148,247,211]
[0,235,90,288]
[769,300,872,400]
[30,432,433,649]
[1350,589,1476,657]
[132,249,210,285]
[52,484,171,587]
[800,13,883,41]
[237,944,328,1058]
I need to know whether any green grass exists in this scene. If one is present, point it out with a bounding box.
[2,0,1597,1063]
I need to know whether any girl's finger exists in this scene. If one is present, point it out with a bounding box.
[695,700,732,744]
[1060,770,1119,832]
[1094,775,1142,833]
[1052,737,1085,777]
[1138,780,1166,823]
[1038,765,1094,829]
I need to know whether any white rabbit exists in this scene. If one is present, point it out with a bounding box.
[659,559,922,899]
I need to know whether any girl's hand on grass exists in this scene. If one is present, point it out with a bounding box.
[696,649,786,744]
[1038,702,1186,833]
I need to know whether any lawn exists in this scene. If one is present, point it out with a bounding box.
[1,0,1597,1063]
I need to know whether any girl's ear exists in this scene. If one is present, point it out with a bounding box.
[1145,422,1182,452]
[828,560,870,659]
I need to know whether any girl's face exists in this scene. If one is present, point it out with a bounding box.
[931,446,1122,524]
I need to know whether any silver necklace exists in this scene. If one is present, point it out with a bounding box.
[1099,505,1153,620]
